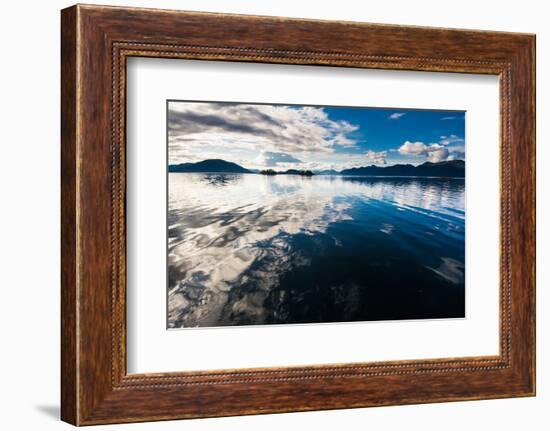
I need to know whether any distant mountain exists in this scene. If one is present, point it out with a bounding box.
[340,160,465,178]
[168,159,250,173]
[315,169,341,176]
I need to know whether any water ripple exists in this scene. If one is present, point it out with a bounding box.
[168,174,465,328]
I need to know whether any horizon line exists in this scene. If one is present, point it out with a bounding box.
[168,158,465,172]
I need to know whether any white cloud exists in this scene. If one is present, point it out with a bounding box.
[426,145,449,162]
[439,134,464,146]
[366,150,388,165]
[398,141,450,162]
[168,102,360,164]
[388,112,406,120]
[438,135,465,159]
[398,141,428,156]
[258,151,302,167]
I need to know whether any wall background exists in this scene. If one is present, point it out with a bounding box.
[0,0,546,429]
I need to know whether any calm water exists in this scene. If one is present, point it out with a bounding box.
[167,173,465,328]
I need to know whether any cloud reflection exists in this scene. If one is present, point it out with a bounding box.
[168,174,465,328]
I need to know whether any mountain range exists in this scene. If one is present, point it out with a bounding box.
[339,160,465,177]
[168,159,465,178]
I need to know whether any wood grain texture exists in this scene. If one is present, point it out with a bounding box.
[60,5,78,425]
[60,4,536,425]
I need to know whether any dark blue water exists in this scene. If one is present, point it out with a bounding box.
[167,173,465,328]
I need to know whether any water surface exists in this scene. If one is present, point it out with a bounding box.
[168,173,465,328]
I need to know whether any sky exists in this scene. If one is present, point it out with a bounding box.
[168,101,465,171]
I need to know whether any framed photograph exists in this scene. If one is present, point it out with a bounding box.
[61,4,536,425]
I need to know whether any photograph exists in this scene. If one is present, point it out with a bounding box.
[167,101,467,328]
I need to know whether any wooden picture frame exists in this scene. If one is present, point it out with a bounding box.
[61,4,536,425]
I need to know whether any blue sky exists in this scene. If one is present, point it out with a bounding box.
[168,101,465,170]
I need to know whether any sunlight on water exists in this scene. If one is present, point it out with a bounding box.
[168,173,465,328]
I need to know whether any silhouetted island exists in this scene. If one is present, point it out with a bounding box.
[259,169,277,175]
[260,169,314,176]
